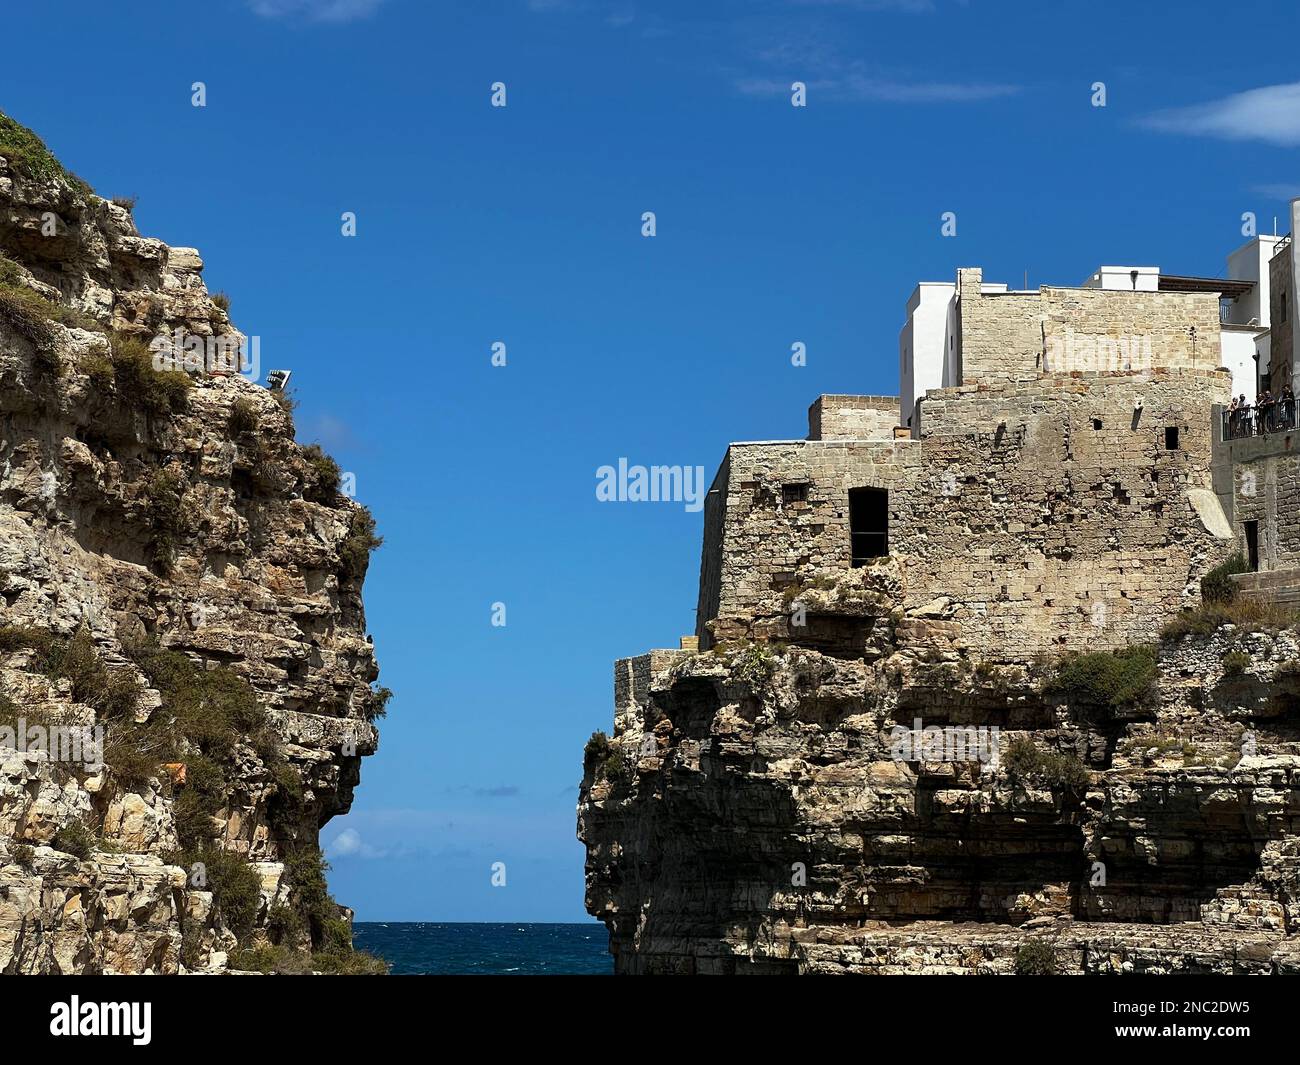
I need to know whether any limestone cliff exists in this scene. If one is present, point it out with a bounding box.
[579,353,1300,974]
[580,612,1300,974]
[0,112,386,973]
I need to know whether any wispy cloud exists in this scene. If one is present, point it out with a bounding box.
[1139,83,1300,147]
[736,72,1017,103]
[1252,182,1300,201]
[731,22,1017,104]
[248,0,386,23]
[792,0,936,11]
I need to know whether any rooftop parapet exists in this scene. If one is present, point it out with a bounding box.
[956,266,1223,386]
[808,394,900,441]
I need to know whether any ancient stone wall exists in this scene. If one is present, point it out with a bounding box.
[807,394,899,441]
[698,370,1234,658]
[955,268,1221,384]
[1270,242,1293,394]
[1223,430,1300,571]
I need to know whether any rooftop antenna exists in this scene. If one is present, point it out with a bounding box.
[1023,269,1028,290]
[1131,269,1139,290]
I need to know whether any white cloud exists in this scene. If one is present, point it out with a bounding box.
[248,0,386,23]
[1140,83,1300,147]
[327,827,363,856]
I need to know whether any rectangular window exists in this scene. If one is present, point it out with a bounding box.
[782,483,808,505]
[1165,426,1179,450]
[849,487,887,565]
[1245,520,1259,572]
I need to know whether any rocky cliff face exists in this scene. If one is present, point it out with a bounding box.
[579,553,1300,975]
[0,113,385,973]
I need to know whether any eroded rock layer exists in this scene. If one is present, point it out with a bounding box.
[0,119,383,973]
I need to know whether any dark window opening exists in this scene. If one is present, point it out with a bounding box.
[1281,292,1288,323]
[1165,426,1179,450]
[782,483,808,504]
[1245,520,1259,572]
[1092,418,1103,430]
[849,487,888,565]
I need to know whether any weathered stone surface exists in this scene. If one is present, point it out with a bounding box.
[582,285,1300,972]
[0,138,382,973]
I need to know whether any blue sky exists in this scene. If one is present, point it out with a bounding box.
[4,0,1298,920]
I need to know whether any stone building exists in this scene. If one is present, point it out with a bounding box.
[697,268,1236,660]
[583,248,1300,976]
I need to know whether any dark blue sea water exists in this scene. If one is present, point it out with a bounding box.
[352,922,613,975]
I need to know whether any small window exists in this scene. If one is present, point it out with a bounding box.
[1092,418,1103,430]
[1165,426,1179,450]
[848,487,888,565]
[782,483,808,505]
[1282,292,1288,323]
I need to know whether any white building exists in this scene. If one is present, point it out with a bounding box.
[899,278,1015,428]
[900,237,1278,423]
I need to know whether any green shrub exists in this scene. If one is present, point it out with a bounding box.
[274,389,298,416]
[108,333,191,416]
[1202,552,1249,604]
[193,847,262,943]
[110,195,137,211]
[211,291,230,313]
[364,685,392,722]
[38,626,140,720]
[584,730,611,762]
[1049,645,1156,711]
[302,443,341,500]
[0,255,21,286]
[339,508,382,578]
[732,641,775,688]
[11,843,35,866]
[51,820,94,860]
[0,110,92,193]
[229,397,259,435]
[1221,650,1252,676]
[180,926,205,969]
[143,468,191,570]
[266,903,305,946]
[1015,939,1057,975]
[1003,736,1089,791]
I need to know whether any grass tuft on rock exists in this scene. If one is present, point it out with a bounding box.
[0,110,92,194]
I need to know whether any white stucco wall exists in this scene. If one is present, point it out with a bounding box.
[1220,327,1260,403]
[1082,266,1160,292]
[1226,235,1282,328]
[900,283,954,427]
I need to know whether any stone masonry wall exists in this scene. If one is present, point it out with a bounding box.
[956,268,1222,384]
[698,370,1234,658]
[1225,431,1300,571]
[807,395,900,441]
[1270,242,1293,394]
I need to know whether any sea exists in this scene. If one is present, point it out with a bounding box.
[352,922,613,975]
